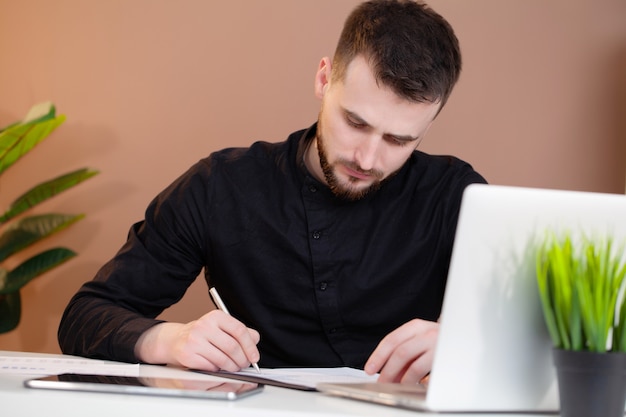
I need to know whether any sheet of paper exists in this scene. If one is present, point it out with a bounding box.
[0,355,140,376]
[208,367,378,390]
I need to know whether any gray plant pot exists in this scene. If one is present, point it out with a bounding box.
[553,349,626,417]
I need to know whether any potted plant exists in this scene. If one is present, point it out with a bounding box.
[535,231,626,417]
[0,102,99,333]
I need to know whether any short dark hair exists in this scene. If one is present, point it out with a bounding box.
[332,0,461,108]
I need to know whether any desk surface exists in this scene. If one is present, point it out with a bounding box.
[1,351,553,417]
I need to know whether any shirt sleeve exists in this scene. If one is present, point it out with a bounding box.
[58,160,211,363]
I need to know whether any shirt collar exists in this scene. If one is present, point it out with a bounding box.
[296,123,318,178]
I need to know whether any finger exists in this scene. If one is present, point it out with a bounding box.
[364,324,414,375]
[248,327,260,344]
[213,316,260,370]
[205,333,251,371]
[377,330,436,383]
[364,343,393,375]
[167,323,224,371]
[178,311,255,371]
[376,339,421,382]
[177,341,234,372]
[223,323,261,367]
[245,328,261,365]
[366,319,439,381]
[185,325,242,370]
[214,312,261,365]
[396,349,433,384]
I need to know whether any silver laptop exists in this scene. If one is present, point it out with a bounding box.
[319,183,626,412]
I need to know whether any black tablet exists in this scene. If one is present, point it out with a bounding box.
[24,373,263,400]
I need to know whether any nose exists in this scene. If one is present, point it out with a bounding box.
[354,135,380,171]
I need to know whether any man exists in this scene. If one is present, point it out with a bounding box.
[59,0,486,384]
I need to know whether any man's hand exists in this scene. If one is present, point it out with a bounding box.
[135,310,260,372]
[364,318,438,383]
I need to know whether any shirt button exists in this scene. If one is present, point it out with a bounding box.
[309,185,317,193]
[319,282,328,291]
[329,328,337,334]
[312,230,321,239]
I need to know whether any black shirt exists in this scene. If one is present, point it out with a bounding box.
[58,124,487,368]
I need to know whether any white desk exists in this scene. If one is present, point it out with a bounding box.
[1,351,553,417]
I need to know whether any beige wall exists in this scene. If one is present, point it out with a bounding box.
[0,0,625,353]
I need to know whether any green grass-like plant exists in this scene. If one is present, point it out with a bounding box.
[0,102,99,333]
[535,231,626,352]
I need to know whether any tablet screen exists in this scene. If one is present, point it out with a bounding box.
[24,373,263,400]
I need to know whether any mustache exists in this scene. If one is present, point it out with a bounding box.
[337,158,384,180]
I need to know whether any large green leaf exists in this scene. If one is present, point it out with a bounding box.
[0,168,99,224]
[0,213,85,263]
[0,247,76,295]
[536,243,562,347]
[0,291,21,333]
[536,232,626,353]
[0,103,97,334]
[0,102,57,133]
[0,103,65,176]
[617,289,626,351]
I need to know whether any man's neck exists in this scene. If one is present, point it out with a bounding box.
[303,136,326,184]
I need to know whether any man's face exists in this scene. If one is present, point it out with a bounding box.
[311,55,441,200]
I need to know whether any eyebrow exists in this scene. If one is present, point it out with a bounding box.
[343,108,421,142]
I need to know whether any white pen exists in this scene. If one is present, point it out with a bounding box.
[209,287,261,373]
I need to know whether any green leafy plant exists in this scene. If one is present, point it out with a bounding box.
[0,102,99,333]
[535,231,626,352]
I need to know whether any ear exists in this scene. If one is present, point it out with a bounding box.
[314,57,332,99]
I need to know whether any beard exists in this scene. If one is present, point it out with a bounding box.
[316,129,385,201]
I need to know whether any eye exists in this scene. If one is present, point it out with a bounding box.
[346,116,366,129]
[385,135,411,147]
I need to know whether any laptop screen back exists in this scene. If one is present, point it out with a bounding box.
[427,184,626,412]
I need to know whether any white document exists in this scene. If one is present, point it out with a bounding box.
[0,355,140,376]
[205,367,378,390]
